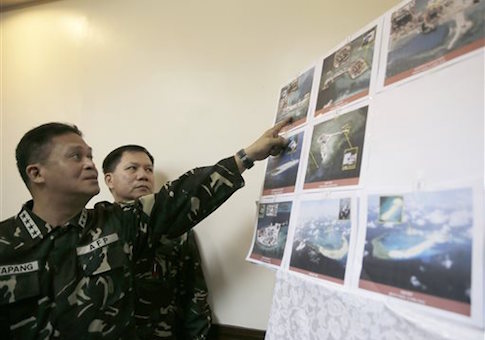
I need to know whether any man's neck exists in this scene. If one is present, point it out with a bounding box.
[31,195,87,227]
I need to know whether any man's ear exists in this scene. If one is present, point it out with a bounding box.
[104,173,114,190]
[26,164,44,184]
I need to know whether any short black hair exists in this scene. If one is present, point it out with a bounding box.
[16,122,83,187]
[102,145,154,174]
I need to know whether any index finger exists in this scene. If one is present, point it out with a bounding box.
[269,117,293,135]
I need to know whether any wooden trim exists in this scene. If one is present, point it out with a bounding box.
[209,324,266,340]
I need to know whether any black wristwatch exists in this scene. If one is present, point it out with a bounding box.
[236,149,254,169]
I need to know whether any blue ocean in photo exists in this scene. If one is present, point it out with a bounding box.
[361,188,473,304]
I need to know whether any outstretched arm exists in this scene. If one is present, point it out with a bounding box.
[128,117,293,240]
[235,117,292,174]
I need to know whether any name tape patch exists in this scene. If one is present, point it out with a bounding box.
[0,261,39,276]
[76,233,119,255]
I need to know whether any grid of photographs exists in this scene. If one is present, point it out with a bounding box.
[248,23,375,278]
[247,0,484,326]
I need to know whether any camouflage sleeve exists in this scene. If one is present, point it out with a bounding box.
[139,156,244,239]
[180,231,212,339]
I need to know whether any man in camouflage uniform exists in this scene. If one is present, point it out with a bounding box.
[0,120,289,339]
[102,144,212,339]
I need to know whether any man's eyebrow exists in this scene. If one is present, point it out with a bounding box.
[66,144,86,151]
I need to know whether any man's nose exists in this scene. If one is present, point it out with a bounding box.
[136,169,149,180]
[84,157,96,170]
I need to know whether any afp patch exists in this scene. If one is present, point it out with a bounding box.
[76,233,119,255]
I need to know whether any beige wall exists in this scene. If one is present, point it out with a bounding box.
[0,0,400,329]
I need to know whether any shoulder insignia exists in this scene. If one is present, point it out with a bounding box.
[18,211,42,239]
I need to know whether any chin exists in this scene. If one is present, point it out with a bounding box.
[135,188,152,196]
[86,185,101,196]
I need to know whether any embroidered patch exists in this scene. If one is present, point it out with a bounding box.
[19,211,41,239]
[0,261,39,276]
[76,233,119,255]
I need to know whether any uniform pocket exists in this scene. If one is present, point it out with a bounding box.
[0,265,41,338]
[0,262,40,305]
[75,238,130,310]
[53,238,133,338]
[76,233,127,275]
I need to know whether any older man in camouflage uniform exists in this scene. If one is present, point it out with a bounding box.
[0,120,289,339]
[102,144,212,339]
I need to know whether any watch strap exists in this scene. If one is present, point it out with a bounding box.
[236,149,254,169]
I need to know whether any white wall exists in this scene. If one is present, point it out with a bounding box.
[0,0,400,329]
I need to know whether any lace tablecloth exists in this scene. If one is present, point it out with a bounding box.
[265,270,484,340]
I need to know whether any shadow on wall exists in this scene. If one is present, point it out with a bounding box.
[201,211,258,316]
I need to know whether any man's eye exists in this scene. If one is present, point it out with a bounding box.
[126,166,136,171]
[70,153,81,160]
[146,168,153,173]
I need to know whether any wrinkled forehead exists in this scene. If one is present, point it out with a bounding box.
[48,132,92,154]
[118,151,154,167]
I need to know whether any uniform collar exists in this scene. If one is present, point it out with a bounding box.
[19,200,88,240]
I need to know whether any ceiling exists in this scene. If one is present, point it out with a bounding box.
[0,0,61,12]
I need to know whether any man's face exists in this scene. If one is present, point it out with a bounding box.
[105,151,154,202]
[39,133,100,199]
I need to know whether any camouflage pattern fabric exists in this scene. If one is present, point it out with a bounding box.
[0,157,244,339]
[177,231,212,339]
[132,228,212,340]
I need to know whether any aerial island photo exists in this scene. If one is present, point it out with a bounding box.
[248,201,293,266]
[385,0,485,85]
[304,106,368,189]
[289,197,353,284]
[262,131,304,195]
[359,187,474,315]
[275,67,315,130]
[315,27,377,116]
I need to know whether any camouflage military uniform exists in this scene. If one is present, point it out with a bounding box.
[176,231,212,339]
[0,157,244,339]
[133,228,212,339]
